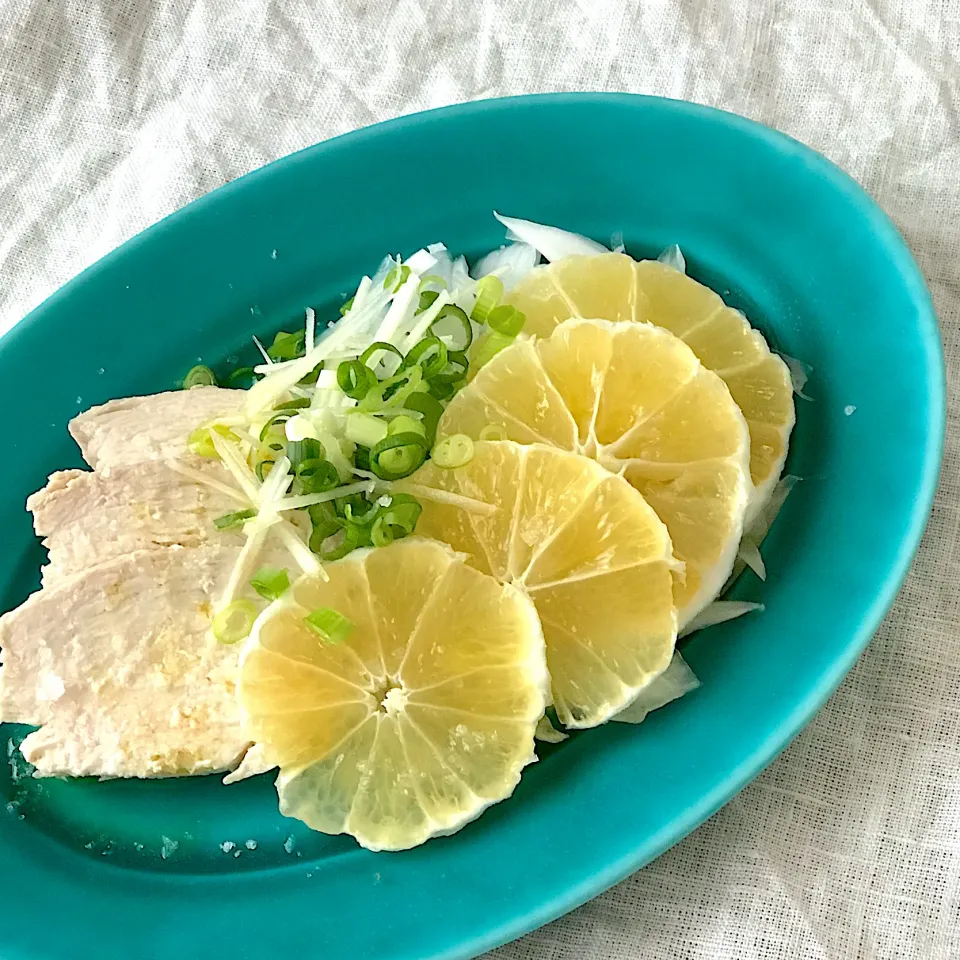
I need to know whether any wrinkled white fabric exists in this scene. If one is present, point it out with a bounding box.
[1,2,958,958]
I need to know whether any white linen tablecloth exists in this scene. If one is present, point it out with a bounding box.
[1,2,958,957]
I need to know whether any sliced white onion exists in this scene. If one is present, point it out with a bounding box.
[493,212,608,262]
[534,715,568,743]
[781,353,812,400]
[473,242,541,290]
[612,653,700,724]
[657,244,686,273]
[680,600,764,638]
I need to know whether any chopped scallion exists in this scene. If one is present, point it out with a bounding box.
[403,336,448,379]
[429,304,473,351]
[417,289,440,313]
[371,494,422,547]
[339,296,355,316]
[472,331,516,370]
[296,458,340,494]
[214,508,256,531]
[188,426,218,458]
[432,434,475,469]
[226,366,256,386]
[486,304,526,337]
[337,359,378,400]
[183,365,217,389]
[304,607,354,644]
[471,275,504,322]
[360,341,404,368]
[345,412,389,448]
[369,432,429,480]
[387,415,426,438]
[267,330,306,362]
[402,392,444,445]
[383,264,411,292]
[212,600,258,645]
[249,566,290,601]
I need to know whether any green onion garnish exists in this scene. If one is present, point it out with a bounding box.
[259,412,292,442]
[471,275,504,322]
[275,397,311,410]
[212,600,258,645]
[369,432,429,481]
[296,458,340,494]
[315,523,361,561]
[429,304,473,351]
[472,331,516,370]
[183,365,217,389]
[337,359,378,400]
[360,341,404,368]
[255,458,275,482]
[214,509,256,531]
[304,607,354,644]
[403,336,448,379]
[268,330,306,362]
[298,362,324,386]
[402,392,444,445]
[345,412,389,448]
[429,349,469,384]
[487,304,526,337]
[371,494,422,547]
[418,289,440,313]
[479,424,509,441]
[431,434,475,469]
[187,426,218,458]
[226,366,256,386]
[360,365,424,412]
[419,274,447,290]
[383,264,412,292]
[339,296,355,316]
[249,566,290,601]
[343,498,380,527]
[387,415,426,439]
[287,437,323,470]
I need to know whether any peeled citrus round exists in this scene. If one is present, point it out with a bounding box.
[503,253,795,510]
[439,320,751,625]
[398,441,679,728]
[237,538,549,852]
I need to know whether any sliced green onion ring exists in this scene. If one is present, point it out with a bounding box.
[214,508,256,531]
[183,365,217,389]
[369,432,429,481]
[418,274,447,290]
[287,437,323,470]
[255,458,275,482]
[250,566,290,601]
[429,349,470,384]
[432,434,475,469]
[487,304,526,337]
[275,397,311,411]
[187,426,218,458]
[479,423,509,441]
[316,523,361,561]
[212,600,258,645]
[417,289,440,313]
[259,412,293,442]
[226,366,256,386]
[383,264,411,292]
[473,331,516,370]
[403,336,448,379]
[339,296,355,316]
[345,412,389,448]
[371,494,422,547]
[360,341,404,368]
[360,365,423,412]
[337,359,378,400]
[429,304,473,351]
[402,392,444,445]
[267,330,306,362]
[471,275,504,322]
[296,458,340,494]
[304,607,354,644]
[387,415,426,438]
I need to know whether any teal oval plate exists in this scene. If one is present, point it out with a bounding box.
[0,94,944,960]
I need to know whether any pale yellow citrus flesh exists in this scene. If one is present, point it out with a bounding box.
[237,538,549,852]
[398,441,678,728]
[439,320,751,625]
[503,254,795,509]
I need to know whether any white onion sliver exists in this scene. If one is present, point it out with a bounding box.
[657,244,686,273]
[738,538,767,581]
[534,716,568,743]
[781,353,813,400]
[473,242,540,290]
[612,653,701,724]
[493,212,608,262]
[680,601,765,638]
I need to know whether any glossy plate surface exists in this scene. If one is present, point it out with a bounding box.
[0,94,944,960]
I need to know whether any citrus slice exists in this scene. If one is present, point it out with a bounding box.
[439,320,750,624]
[237,538,548,852]
[398,441,678,728]
[504,253,794,509]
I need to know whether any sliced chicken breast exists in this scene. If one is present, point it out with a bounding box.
[28,461,245,585]
[70,386,243,469]
[0,539,291,779]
